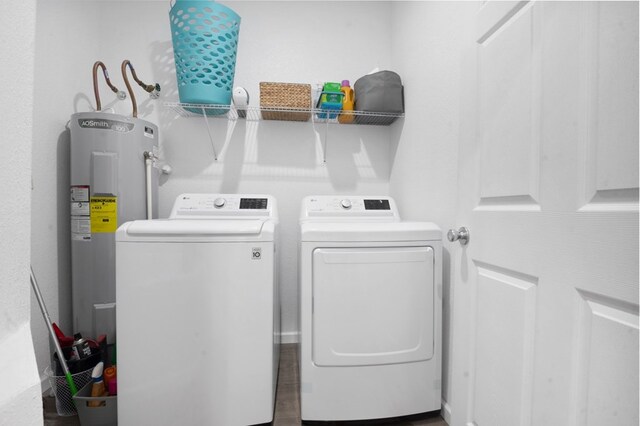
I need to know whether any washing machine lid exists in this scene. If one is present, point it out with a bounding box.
[301,221,441,242]
[116,219,275,242]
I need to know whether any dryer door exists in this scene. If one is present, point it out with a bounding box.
[312,246,434,367]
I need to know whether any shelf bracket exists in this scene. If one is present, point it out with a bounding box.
[201,106,218,161]
[323,117,329,164]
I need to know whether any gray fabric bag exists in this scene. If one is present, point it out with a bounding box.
[354,70,404,124]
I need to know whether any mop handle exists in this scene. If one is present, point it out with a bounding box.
[30,266,78,396]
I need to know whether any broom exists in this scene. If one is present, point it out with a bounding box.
[30,266,78,396]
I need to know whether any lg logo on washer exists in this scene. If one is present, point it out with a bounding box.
[252,247,262,260]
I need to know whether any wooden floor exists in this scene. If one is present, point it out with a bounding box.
[273,345,446,426]
[44,344,447,426]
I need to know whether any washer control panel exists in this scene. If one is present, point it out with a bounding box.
[301,196,399,219]
[170,194,276,218]
[363,199,390,210]
[239,198,268,210]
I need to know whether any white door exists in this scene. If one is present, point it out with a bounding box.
[450,2,638,426]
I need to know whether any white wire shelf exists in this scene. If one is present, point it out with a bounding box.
[164,102,403,126]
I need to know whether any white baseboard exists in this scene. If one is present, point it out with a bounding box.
[280,331,299,344]
[441,399,451,424]
[40,373,51,396]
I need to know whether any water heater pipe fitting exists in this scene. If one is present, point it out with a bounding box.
[92,61,125,111]
[121,60,161,118]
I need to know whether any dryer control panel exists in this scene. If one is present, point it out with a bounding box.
[170,194,277,219]
[301,196,400,220]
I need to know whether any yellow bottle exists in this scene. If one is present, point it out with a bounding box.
[338,80,355,124]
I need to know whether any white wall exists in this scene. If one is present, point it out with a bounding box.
[389,1,478,420]
[31,0,393,387]
[29,2,479,418]
[0,0,44,424]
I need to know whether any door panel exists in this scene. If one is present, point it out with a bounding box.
[472,263,537,426]
[312,246,434,366]
[478,2,540,208]
[580,1,639,210]
[451,2,639,426]
[571,291,639,426]
[592,3,639,195]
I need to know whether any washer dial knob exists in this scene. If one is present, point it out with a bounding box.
[213,198,226,208]
[341,199,352,209]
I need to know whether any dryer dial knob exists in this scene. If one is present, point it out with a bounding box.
[341,199,352,209]
[213,198,226,208]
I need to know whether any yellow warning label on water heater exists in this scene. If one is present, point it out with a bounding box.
[90,196,117,233]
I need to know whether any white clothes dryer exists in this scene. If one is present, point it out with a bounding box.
[298,195,442,422]
[116,194,280,426]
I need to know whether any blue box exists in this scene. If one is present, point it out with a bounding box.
[316,92,344,119]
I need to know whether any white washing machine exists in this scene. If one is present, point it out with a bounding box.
[116,194,280,426]
[299,195,442,421]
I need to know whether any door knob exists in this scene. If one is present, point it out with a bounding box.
[447,227,469,245]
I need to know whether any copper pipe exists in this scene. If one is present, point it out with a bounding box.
[121,60,160,118]
[92,61,120,111]
[121,60,138,118]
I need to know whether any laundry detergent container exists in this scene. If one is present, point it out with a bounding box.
[169,0,241,114]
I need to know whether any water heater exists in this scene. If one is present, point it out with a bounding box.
[69,111,158,343]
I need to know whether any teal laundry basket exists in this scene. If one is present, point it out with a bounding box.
[169,0,241,115]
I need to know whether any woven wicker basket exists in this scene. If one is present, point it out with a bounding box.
[259,82,312,122]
